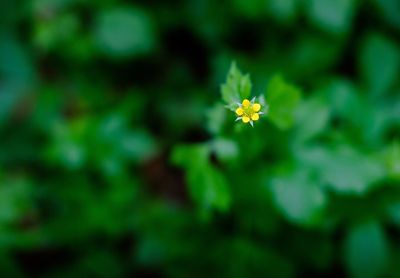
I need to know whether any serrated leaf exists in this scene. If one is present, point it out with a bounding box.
[221,84,240,106]
[239,74,252,99]
[265,75,301,130]
[221,62,252,108]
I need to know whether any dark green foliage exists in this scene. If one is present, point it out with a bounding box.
[0,0,400,277]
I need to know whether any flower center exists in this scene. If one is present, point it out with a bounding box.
[243,106,255,117]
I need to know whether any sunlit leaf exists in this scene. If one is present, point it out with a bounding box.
[220,62,252,109]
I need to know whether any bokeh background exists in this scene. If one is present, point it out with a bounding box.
[1,0,400,277]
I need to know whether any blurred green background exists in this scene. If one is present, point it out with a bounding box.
[1,0,400,277]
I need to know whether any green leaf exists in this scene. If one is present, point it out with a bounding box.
[0,177,33,226]
[187,163,231,214]
[324,78,359,119]
[265,75,301,130]
[210,138,239,162]
[220,62,252,109]
[33,13,79,51]
[240,74,252,99]
[171,144,231,215]
[0,36,35,127]
[294,96,330,142]
[267,0,298,23]
[170,144,209,170]
[305,0,356,34]
[269,170,326,227]
[372,0,400,30]
[383,142,400,179]
[296,145,386,195]
[206,103,227,135]
[359,33,400,96]
[46,119,88,170]
[120,130,158,163]
[231,0,267,18]
[344,220,389,278]
[94,7,155,58]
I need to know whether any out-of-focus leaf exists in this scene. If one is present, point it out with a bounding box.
[171,144,209,169]
[32,0,75,14]
[33,13,79,51]
[0,252,23,278]
[267,0,298,23]
[231,0,266,18]
[344,220,389,278]
[287,35,342,79]
[269,169,326,226]
[46,119,88,170]
[0,177,33,226]
[294,96,330,142]
[210,138,239,162]
[383,142,400,179]
[79,250,123,278]
[220,63,252,109]
[386,201,400,227]
[265,75,301,130]
[120,130,158,163]
[217,238,294,277]
[324,78,358,118]
[0,37,34,83]
[206,103,226,134]
[94,7,155,58]
[324,80,398,146]
[305,0,356,34]
[0,36,35,126]
[297,145,386,195]
[171,144,231,215]
[359,33,400,96]
[187,163,231,214]
[372,0,400,30]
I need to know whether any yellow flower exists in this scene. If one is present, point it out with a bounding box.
[235,98,264,127]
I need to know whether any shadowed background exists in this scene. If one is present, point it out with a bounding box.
[1,0,400,277]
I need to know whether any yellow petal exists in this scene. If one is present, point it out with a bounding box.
[242,99,250,107]
[235,107,244,116]
[242,116,250,123]
[252,103,261,112]
[251,113,259,121]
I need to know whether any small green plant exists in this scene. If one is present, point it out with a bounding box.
[220,62,301,130]
[171,62,302,218]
